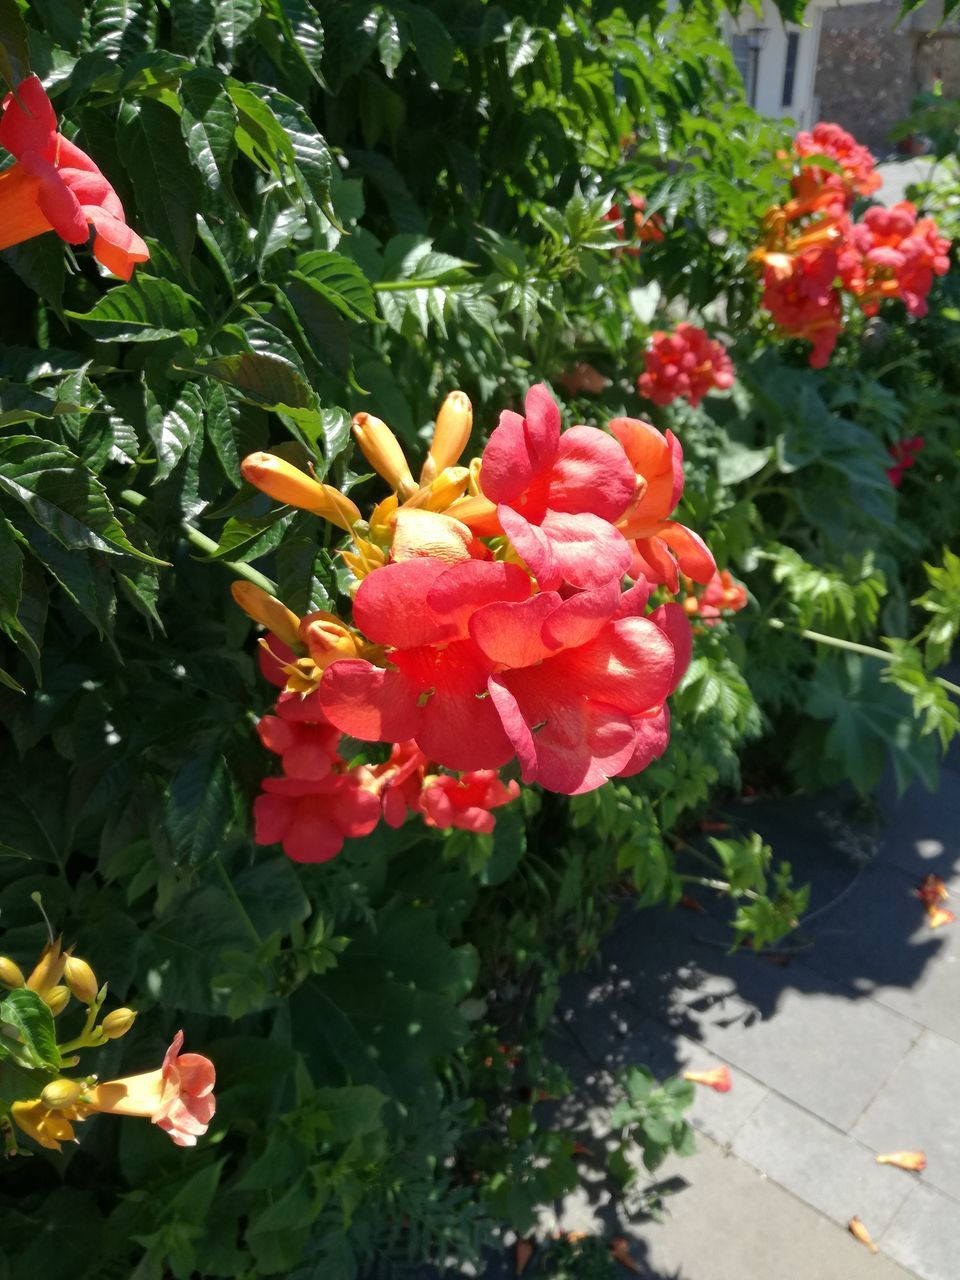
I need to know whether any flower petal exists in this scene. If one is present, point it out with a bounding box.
[0,76,57,160]
[319,660,420,742]
[480,384,560,504]
[352,557,452,649]
[470,592,563,667]
[656,521,717,585]
[426,558,533,639]
[648,601,693,693]
[616,706,670,777]
[546,615,676,716]
[546,425,636,521]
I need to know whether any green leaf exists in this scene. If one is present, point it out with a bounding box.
[312,1084,388,1143]
[408,5,454,84]
[180,68,239,199]
[199,351,314,409]
[0,236,65,311]
[0,435,157,560]
[170,0,216,52]
[0,988,60,1072]
[292,250,378,323]
[233,860,310,938]
[0,518,23,637]
[66,276,201,343]
[227,79,295,178]
[205,381,241,485]
[146,381,205,481]
[254,86,334,216]
[117,98,201,273]
[88,0,157,61]
[376,9,407,78]
[166,751,236,865]
[265,0,325,86]
[0,0,30,87]
[215,0,261,58]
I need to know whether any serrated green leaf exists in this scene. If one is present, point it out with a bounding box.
[66,275,201,343]
[88,0,156,61]
[180,68,239,200]
[205,381,241,485]
[0,0,31,85]
[170,0,215,52]
[265,0,325,86]
[0,435,158,561]
[292,250,378,322]
[146,381,205,481]
[117,98,201,273]
[215,0,261,58]
[0,235,65,311]
[198,351,314,409]
[408,5,454,84]
[254,86,333,217]
[166,750,236,865]
[0,988,60,1072]
[0,518,23,635]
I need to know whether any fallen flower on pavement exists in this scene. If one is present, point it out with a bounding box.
[609,1236,643,1273]
[848,1217,879,1254]
[683,1065,731,1092]
[915,874,949,908]
[927,906,955,930]
[876,1151,927,1172]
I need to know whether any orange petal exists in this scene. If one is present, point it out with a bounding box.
[876,1151,927,1172]
[683,1066,731,1093]
[514,1239,535,1275]
[848,1217,879,1254]
[927,906,955,930]
[609,1237,643,1274]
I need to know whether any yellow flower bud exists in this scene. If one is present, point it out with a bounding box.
[40,1078,85,1109]
[402,466,471,514]
[298,612,361,670]
[26,937,65,997]
[100,1007,137,1040]
[467,455,483,496]
[230,581,303,649]
[44,985,70,1016]
[421,391,473,483]
[63,956,99,1005]
[0,957,25,989]
[368,493,399,543]
[241,452,361,532]
[340,538,388,582]
[352,413,417,500]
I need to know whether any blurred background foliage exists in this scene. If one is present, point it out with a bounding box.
[0,0,958,1276]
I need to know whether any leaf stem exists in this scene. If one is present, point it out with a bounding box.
[119,489,277,594]
[766,619,960,697]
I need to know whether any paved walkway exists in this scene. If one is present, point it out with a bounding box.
[548,712,960,1278]
[876,157,939,206]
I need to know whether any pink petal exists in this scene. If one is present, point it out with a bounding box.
[540,580,621,650]
[470,592,563,667]
[20,150,87,242]
[617,706,670,777]
[480,383,561,504]
[613,578,653,618]
[632,536,680,592]
[283,800,347,862]
[253,793,291,845]
[498,505,557,588]
[487,675,539,782]
[425,559,532,639]
[546,425,636,521]
[648,602,693,693]
[0,76,57,160]
[417,688,514,770]
[319,660,420,741]
[546,616,676,716]
[352,558,452,649]
[538,510,631,590]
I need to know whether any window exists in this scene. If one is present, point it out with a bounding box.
[782,31,800,108]
[731,33,750,88]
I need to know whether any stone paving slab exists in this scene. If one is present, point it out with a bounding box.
[618,1135,918,1280]
[731,1092,914,1237]
[878,1181,960,1280]
[852,1030,960,1203]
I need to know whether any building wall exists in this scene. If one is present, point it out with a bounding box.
[816,1,960,153]
[725,1,823,130]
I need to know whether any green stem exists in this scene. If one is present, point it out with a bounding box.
[373,277,465,291]
[766,619,960,698]
[119,490,277,594]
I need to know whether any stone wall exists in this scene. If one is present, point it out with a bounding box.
[815,1,960,154]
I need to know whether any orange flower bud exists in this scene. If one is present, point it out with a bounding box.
[848,1217,878,1253]
[40,1078,85,1109]
[44,985,70,1016]
[0,957,25,989]
[100,1007,137,1039]
[351,413,417,500]
[340,538,388,582]
[230,581,302,649]
[445,493,502,538]
[467,455,483,496]
[403,466,471,514]
[241,452,361,531]
[63,955,99,1005]
[26,937,66,997]
[421,391,473,483]
[876,1151,926,1172]
[927,906,955,929]
[298,612,360,669]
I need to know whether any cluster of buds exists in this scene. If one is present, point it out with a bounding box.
[0,936,214,1152]
[605,192,665,256]
[236,384,718,861]
[680,570,748,626]
[886,436,925,488]
[755,122,950,367]
[637,323,735,408]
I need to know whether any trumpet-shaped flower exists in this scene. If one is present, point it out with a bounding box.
[476,383,636,591]
[793,122,881,204]
[0,76,148,278]
[256,690,342,780]
[419,770,520,833]
[683,1065,732,1092]
[637,324,734,408]
[84,1030,215,1147]
[254,770,381,863]
[608,417,715,591]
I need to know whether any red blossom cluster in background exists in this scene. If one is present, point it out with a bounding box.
[755,122,951,367]
[236,385,718,863]
[605,192,664,255]
[681,570,748,625]
[886,436,925,488]
[637,323,735,408]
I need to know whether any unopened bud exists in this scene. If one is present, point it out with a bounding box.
[241,453,361,532]
[63,956,99,1005]
[467,455,483,496]
[368,493,399,543]
[0,957,25,989]
[403,466,470,513]
[100,1007,137,1040]
[44,985,70,1016]
[26,937,65,996]
[340,538,388,582]
[231,581,302,649]
[421,391,473,483]
[352,413,417,500]
[40,1078,85,1109]
[298,613,360,669]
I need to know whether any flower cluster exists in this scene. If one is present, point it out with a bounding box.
[681,570,748,625]
[755,122,950,367]
[605,192,665,255]
[886,436,925,488]
[637,323,735,408]
[237,385,716,862]
[0,76,148,278]
[0,935,215,1152]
